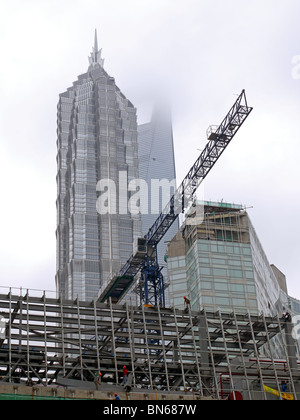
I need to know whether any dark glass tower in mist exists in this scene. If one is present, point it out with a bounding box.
[138,106,178,300]
[56,31,141,301]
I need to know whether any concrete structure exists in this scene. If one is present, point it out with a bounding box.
[56,31,141,301]
[0,383,210,401]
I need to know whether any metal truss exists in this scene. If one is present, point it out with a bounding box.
[145,89,253,247]
[0,289,299,400]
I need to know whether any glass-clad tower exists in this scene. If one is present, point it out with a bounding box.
[138,106,178,302]
[56,32,141,301]
[167,201,288,317]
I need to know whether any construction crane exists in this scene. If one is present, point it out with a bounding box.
[98,90,253,306]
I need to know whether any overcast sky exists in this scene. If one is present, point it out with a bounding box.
[0,0,299,299]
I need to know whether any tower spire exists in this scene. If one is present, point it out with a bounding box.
[94,29,98,53]
[89,29,104,67]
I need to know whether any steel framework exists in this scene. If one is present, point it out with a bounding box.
[0,289,300,400]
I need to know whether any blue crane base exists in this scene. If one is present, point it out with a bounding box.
[141,263,165,308]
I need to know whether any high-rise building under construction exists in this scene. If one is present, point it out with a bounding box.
[56,32,141,301]
[167,201,289,317]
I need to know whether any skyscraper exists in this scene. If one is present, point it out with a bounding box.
[56,31,141,301]
[167,200,288,317]
[138,105,178,299]
[167,200,294,359]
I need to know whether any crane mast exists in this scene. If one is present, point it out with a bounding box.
[98,90,253,306]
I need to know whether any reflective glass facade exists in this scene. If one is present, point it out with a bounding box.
[56,36,141,301]
[138,105,178,302]
[168,202,287,317]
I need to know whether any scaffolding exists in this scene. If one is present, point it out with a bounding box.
[0,288,299,400]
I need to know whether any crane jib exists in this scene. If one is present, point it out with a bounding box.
[97,90,253,304]
[146,90,253,246]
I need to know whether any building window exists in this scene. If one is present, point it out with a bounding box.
[213,268,228,277]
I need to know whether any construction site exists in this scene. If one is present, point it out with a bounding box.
[0,91,298,401]
[0,288,299,401]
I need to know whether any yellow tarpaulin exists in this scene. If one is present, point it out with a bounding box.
[281,392,294,401]
[264,385,294,400]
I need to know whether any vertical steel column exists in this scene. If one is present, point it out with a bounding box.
[59,294,66,378]
[8,289,12,383]
[262,313,282,400]
[247,313,267,400]
[126,302,136,388]
[18,290,23,353]
[157,305,170,392]
[187,305,203,396]
[26,291,30,383]
[173,308,186,390]
[109,298,119,384]
[218,311,236,399]
[93,299,101,375]
[76,298,83,381]
[43,291,48,384]
[141,304,153,389]
[202,308,219,398]
[233,310,252,400]
[276,314,297,399]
